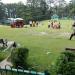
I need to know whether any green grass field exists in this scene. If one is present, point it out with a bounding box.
[0,20,75,73]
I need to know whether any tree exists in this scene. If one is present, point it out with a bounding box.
[0,0,5,19]
[5,3,17,18]
[56,51,75,75]
[69,0,75,17]
[1,0,72,23]
[52,0,66,18]
[27,0,41,7]
[11,48,29,69]
[26,0,49,20]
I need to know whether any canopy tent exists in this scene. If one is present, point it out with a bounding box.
[14,18,24,21]
[10,18,24,28]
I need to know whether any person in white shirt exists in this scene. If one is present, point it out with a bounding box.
[29,21,32,27]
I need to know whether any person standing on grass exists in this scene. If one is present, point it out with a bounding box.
[48,21,50,28]
[29,20,32,27]
[32,21,35,27]
[36,21,38,27]
[69,22,75,40]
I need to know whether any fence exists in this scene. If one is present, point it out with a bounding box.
[0,65,50,75]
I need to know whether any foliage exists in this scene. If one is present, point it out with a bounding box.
[11,48,29,69]
[0,52,6,61]
[1,0,75,23]
[0,0,5,20]
[0,50,11,61]
[56,51,75,75]
[0,46,11,61]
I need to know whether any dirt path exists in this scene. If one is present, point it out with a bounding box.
[0,41,20,68]
[0,41,15,68]
[4,41,15,52]
[0,57,12,68]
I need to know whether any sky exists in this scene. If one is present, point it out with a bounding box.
[2,0,27,4]
[2,0,71,4]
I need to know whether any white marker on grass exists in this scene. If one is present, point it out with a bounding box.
[46,52,51,55]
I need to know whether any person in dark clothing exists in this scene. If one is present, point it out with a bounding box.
[4,39,8,47]
[48,21,50,28]
[69,22,75,40]
[51,22,53,28]
[12,42,17,48]
[0,39,5,47]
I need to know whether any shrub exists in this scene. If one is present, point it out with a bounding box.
[56,51,75,75]
[11,47,29,69]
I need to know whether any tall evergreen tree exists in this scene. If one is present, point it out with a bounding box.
[0,0,5,19]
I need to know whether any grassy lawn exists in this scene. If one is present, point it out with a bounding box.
[0,20,75,73]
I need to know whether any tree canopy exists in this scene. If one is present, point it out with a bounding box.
[0,0,75,23]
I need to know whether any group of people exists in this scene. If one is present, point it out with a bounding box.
[10,19,75,40]
[29,21,38,27]
[48,20,61,29]
[47,20,75,40]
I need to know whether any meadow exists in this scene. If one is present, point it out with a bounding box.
[0,20,75,73]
